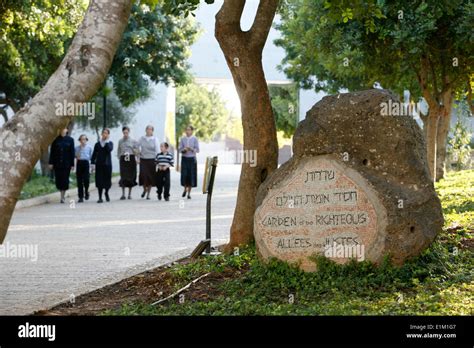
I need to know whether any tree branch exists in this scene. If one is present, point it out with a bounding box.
[427,56,439,102]
[215,0,246,40]
[441,88,452,116]
[249,0,279,50]
[416,58,438,110]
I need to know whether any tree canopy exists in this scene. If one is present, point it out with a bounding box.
[269,83,299,139]
[109,2,199,107]
[275,0,473,102]
[275,0,474,181]
[0,1,200,115]
[175,82,228,142]
[0,0,87,110]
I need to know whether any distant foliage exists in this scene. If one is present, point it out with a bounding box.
[75,88,134,141]
[0,0,87,107]
[269,84,299,139]
[110,3,200,107]
[275,0,473,100]
[448,102,473,170]
[175,83,228,142]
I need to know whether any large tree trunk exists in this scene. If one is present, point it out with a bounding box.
[416,57,455,182]
[435,99,453,181]
[419,111,428,139]
[423,103,452,182]
[425,109,441,181]
[39,148,52,177]
[215,0,279,250]
[0,0,133,244]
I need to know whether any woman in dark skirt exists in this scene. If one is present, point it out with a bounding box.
[91,128,114,203]
[49,128,75,203]
[138,125,159,200]
[179,125,200,199]
[117,126,138,200]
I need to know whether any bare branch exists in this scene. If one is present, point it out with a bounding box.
[427,56,439,102]
[249,0,279,50]
[416,57,439,109]
[215,0,246,40]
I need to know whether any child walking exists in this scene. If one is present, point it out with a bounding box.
[155,142,174,201]
[75,134,93,203]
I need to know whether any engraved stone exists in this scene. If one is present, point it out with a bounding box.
[254,90,443,271]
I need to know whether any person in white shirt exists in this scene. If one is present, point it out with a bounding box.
[138,125,159,200]
[178,125,200,199]
[117,126,139,200]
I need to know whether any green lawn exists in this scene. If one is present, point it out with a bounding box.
[20,172,77,200]
[107,170,473,316]
[19,171,117,200]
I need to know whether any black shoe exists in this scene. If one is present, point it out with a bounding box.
[141,191,146,198]
[128,195,132,200]
[146,196,150,200]
[182,190,186,197]
[165,197,169,201]
[158,193,162,201]
[120,196,126,200]
[60,199,65,204]
[187,194,191,199]
[105,193,110,202]
[78,198,84,203]
[97,199,103,203]
[85,193,89,200]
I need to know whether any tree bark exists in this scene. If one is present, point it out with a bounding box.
[436,116,449,180]
[416,57,455,182]
[39,148,51,177]
[435,94,453,181]
[215,0,279,250]
[0,0,133,244]
[419,111,428,140]
[423,101,452,182]
[425,108,440,181]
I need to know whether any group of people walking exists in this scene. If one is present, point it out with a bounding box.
[48,125,199,203]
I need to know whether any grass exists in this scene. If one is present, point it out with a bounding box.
[19,170,116,200]
[19,171,76,200]
[106,170,474,316]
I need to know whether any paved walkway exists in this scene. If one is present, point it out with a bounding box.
[0,164,240,315]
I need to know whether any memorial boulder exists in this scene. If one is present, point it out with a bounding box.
[254,89,444,271]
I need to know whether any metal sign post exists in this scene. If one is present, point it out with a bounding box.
[205,156,218,254]
[191,156,218,258]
